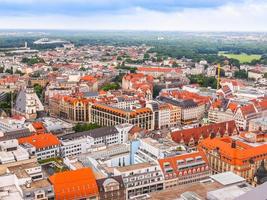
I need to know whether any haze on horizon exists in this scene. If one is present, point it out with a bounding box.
[0,0,267,32]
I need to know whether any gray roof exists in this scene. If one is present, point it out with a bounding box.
[234,182,267,200]
[14,89,27,113]
[0,128,32,141]
[61,126,118,140]
[157,96,197,108]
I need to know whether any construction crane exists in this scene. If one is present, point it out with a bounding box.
[217,63,221,89]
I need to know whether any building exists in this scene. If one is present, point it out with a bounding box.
[249,117,267,131]
[248,69,264,80]
[157,93,208,125]
[60,124,133,157]
[113,162,164,199]
[18,133,61,160]
[0,159,54,200]
[132,137,186,164]
[208,99,237,123]
[136,67,182,78]
[147,101,178,130]
[158,151,210,189]
[234,98,267,130]
[198,136,267,184]
[122,73,153,100]
[206,172,253,200]
[0,139,30,164]
[49,168,99,200]
[171,120,238,148]
[90,104,154,130]
[13,87,44,120]
[49,95,92,123]
[96,175,126,200]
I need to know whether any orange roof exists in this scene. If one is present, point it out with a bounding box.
[32,122,46,131]
[49,168,99,200]
[80,75,97,83]
[18,133,61,149]
[158,151,209,178]
[198,137,267,166]
[138,67,182,73]
[160,90,210,105]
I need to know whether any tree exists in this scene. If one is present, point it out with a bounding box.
[0,67,4,73]
[172,61,179,68]
[101,83,120,91]
[33,84,43,99]
[5,68,13,74]
[264,73,267,78]
[73,123,101,132]
[234,70,248,79]
[143,53,150,60]
[188,74,217,89]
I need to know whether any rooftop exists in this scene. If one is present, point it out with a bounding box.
[18,133,61,149]
[116,162,154,173]
[210,172,246,186]
[49,168,99,199]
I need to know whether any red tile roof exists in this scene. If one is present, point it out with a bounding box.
[158,151,209,178]
[49,168,99,200]
[171,121,237,146]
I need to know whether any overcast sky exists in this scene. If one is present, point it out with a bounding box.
[0,0,267,31]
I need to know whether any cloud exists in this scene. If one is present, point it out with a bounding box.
[0,0,266,31]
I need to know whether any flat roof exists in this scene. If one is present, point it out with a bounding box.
[116,162,153,173]
[210,172,245,186]
[207,183,252,200]
[235,182,267,200]
[149,180,222,200]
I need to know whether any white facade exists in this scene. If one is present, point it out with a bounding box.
[114,163,164,200]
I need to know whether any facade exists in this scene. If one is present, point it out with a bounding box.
[60,124,133,157]
[50,95,91,123]
[249,117,267,131]
[114,162,164,199]
[136,67,182,78]
[157,95,207,125]
[208,99,237,123]
[18,133,61,161]
[49,168,99,200]
[96,176,126,200]
[13,87,44,120]
[234,99,267,130]
[90,104,154,130]
[198,136,267,184]
[171,120,238,148]
[0,139,30,164]
[158,151,210,189]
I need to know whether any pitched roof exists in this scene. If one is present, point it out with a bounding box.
[158,151,209,177]
[49,168,99,200]
[171,121,237,145]
[199,137,267,166]
[18,133,61,149]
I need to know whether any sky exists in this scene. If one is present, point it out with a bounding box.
[0,0,267,31]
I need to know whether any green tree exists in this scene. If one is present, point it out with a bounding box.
[264,73,267,78]
[101,83,120,91]
[73,123,101,132]
[234,70,248,79]
[33,84,43,99]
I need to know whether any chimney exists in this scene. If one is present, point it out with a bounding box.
[231,140,236,148]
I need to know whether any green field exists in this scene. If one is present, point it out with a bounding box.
[218,52,261,63]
